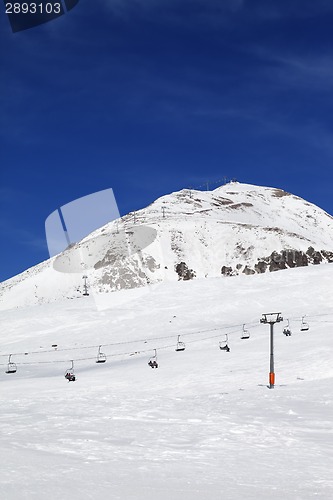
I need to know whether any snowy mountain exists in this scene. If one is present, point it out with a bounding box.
[1,181,333,310]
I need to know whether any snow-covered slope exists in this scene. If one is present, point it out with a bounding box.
[0,265,332,500]
[1,182,333,310]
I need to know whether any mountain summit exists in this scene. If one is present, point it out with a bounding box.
[1,182,333,310]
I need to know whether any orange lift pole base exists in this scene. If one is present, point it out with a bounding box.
[269,372,275,388]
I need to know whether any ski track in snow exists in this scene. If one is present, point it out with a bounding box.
[0,265,332,499]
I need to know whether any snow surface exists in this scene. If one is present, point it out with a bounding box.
[1,264,332,499]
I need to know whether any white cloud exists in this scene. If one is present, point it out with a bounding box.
[248,45,333,93]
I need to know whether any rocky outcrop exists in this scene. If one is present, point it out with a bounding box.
[221,266,234,276]
[221,247,333,277]
[243,266,256,275]
[175,262,196,281]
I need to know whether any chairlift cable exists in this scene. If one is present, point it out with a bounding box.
[1,312,331,364]
[0,322,255,359]
[0,327,242,368]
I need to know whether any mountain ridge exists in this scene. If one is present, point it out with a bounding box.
[1,181,333,310]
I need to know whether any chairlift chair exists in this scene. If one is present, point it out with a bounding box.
[241,324,250,339]
[96,345,107,364]
[148,349,158,369]
[175,335,186,352]
[283,319,292,336]
[219,334,230,352]
[5,354,17,374]
[64,360,76,382]
[300,316,309,332]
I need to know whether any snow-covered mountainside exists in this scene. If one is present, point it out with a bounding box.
[1,181,333,310]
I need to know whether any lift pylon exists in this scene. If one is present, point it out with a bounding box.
[260,312,283,389]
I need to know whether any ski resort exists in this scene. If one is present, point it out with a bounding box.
[0,183,332,500]
[2,0,333,498]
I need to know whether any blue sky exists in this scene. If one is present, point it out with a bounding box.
[1,0,333,281]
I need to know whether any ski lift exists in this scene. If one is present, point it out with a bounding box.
[300,316,309,332]
[175,335,186,352]
[82,275,89,296]
[5,354,17,374]
[96,345,107,364]
[241,324,250,339]
[148,349,158,369]
[219,334,230,352]
[283,319,292,336]
[64,360,76,382]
